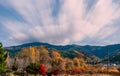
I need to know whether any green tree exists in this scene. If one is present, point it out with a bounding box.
[0,43,8,73]
[26,63,39,76]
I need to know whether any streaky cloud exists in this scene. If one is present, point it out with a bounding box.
[0,0,120,46]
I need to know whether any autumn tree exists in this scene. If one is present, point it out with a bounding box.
[18,46,51,73]
[79,58,87,70]
[65,58,74,71]
[51,51,64,69]
[35,48,40,63]
[37,46,52,73]
[73,57,80,68]
[29,47,36,63]
[18,46,40,63]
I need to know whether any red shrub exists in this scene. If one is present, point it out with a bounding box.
[60,70,66,74]
[39,64,46,76]
[52,69,60,76]
[69,68,82,75]
[76,68,82,74]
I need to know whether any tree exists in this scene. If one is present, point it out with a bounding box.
[51,51,63,69]
[73,57,87,71]
[79,58,87,70]
[0,43,8,73]
[38,46,50,64]
[26,63,39,76]
[12,58,18,71]
[65,58,74,71]
[73,57,80,68]
[18,47,36,63]
[19,46,50,64]
[39,64,46,76]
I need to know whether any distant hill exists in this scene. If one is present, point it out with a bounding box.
[108,50,120,64]
[4,42,120,59]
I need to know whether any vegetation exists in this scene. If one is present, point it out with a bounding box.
[109,51,120,63]
[2,42,120,75]
[0,43,8,73]
[6,45,87,75]
[117,67,120,72]
[12,58,18,71]
[39,64,46,76]
[26,63,39,76]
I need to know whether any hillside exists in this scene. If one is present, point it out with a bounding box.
[16,46,99,65]
[4,42,120,60]
[109,50,120,64]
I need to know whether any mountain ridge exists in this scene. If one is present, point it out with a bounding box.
[5,42,120,48]
[4,42,120,59]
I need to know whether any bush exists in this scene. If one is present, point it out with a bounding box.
[12,65,18,71]
[52,69,60,76]
[14,71,25,75]
[39,64,46,76]
[26,63,39,75]
[117,67,120,72]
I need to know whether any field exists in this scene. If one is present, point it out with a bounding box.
[5,70,120,76]
[4,73,120,76]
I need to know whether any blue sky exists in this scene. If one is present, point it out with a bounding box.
[0,0,120,46]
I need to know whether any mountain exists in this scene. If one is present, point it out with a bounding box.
[108,50,120,64]
[4,42,120,59]
[82,44,120,58]
[4,42,53,57]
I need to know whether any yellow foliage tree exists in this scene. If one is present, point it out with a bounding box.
[37,46,50,64]
[73,57,87,70]
[79,58,87,70]
[65,58,74,71]
[18,46,40,63]
[51,51,64,69]
[29,47,35,63]
[73,57,80,68]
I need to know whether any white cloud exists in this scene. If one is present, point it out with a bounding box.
[95,25,118,40]
[0,0,120,46]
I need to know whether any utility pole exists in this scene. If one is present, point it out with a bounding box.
[107,48,109,75]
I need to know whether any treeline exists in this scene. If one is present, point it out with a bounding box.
[5,45,87,75]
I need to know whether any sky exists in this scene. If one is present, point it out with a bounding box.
[0,0,120,46]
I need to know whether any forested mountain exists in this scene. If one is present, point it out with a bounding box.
[109,50,120,64]
[4,42,120,61]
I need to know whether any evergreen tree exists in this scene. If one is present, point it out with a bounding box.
[0,43,8,73]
